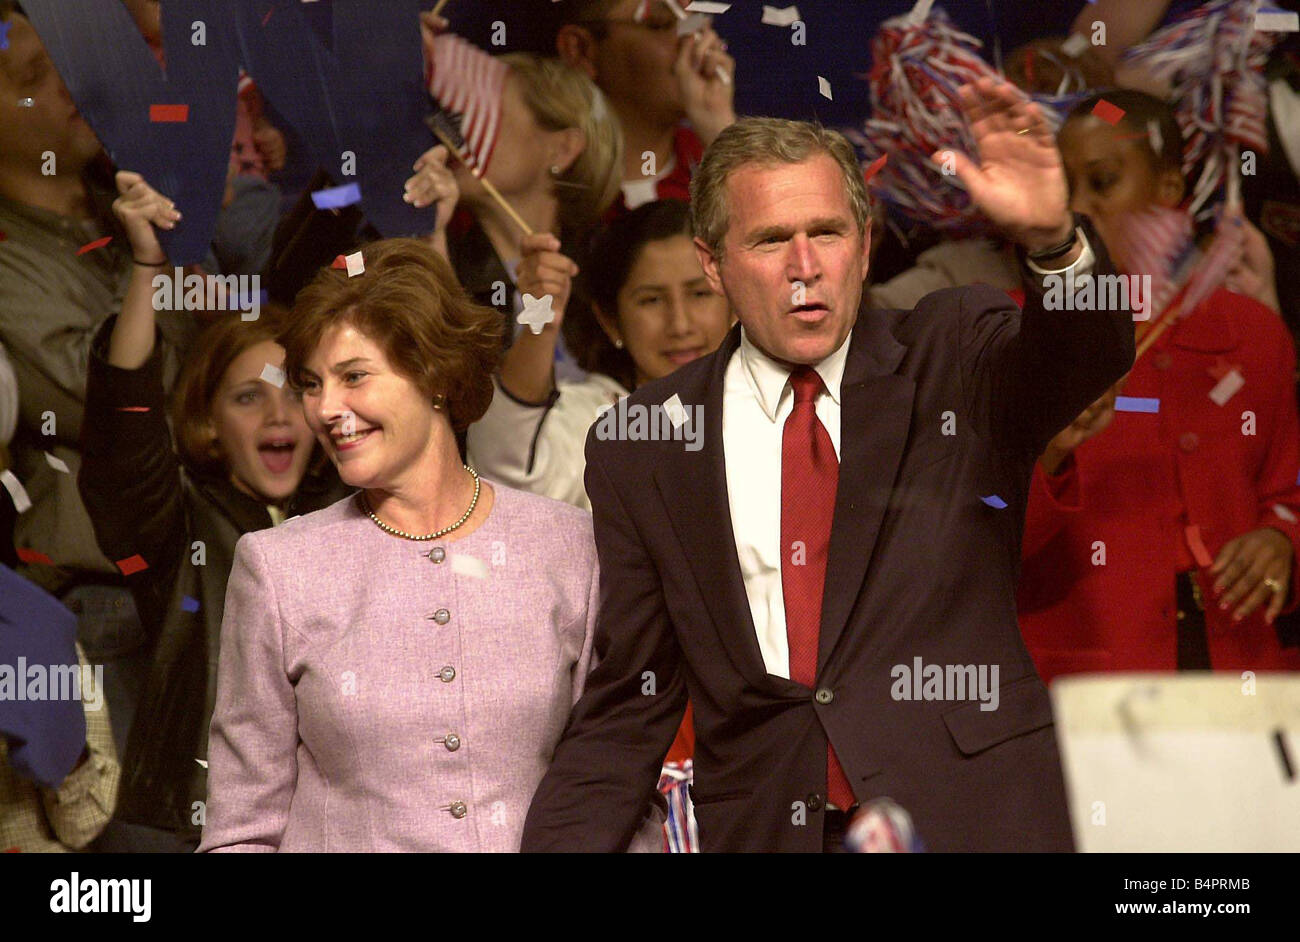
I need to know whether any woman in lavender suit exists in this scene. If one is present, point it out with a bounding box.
[197,238,662,852]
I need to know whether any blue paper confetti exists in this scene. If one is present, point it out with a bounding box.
[0,21,10,51]
[981,495,1008,509]
[1115,396,1160,413]
[310,182,363,210]
[181,595,200,613]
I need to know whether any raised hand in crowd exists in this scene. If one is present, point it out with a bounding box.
[498,232,581,403]
[108,170,181,370]
[404,144,461,260]
[939,77,1076,258]
[673,20,736,149]
[1224,211,1280,315]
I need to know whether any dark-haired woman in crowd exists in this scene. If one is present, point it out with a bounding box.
[467,199,731,851]
[1017,90,1300,680]
[78,172,345,851]
[198,238,662,851]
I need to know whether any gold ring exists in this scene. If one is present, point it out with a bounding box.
[1264,577,1283,593]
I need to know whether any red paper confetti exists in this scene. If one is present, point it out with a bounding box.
[149,104,190,123]
[16,547,53,566]
[330,254,348,270]
[116,553,149,576]
[1091,99,1126,126]
[76,236,112,255]
[3,847,20,853]
[262,7,274,27]
[862,153,888,185]
[114,406,151,413]
[1184,525,1214,568]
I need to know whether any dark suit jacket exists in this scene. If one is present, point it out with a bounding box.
[522,233,1135,852]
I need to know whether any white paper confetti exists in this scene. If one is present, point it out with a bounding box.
[450,554,489,580]
[1273,504,1298,525]
[0,469,32,513]
[344,250,365,277]
[1060,32,1090,58]
[195,758,209,769]
[677,12,709,35]
[1255,9,1299,32]
[518,293,557,335]
[663,393,688,429]
[1208,369,1244,406]
[44,452,70,474]
[685,1,731,13]
[761,4,800,27]
[260,363,286,388]
[817,76,832,100]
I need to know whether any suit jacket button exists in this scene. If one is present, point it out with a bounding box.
[815,688,834,704]
[1179,432,1199,453]
[1153,352,1172,370]
[807,793,824,812]
[449,801,467,819]
[439,665,456,683]
[427,546,446,564]
[431,608,451,625]
[444,733,461,751]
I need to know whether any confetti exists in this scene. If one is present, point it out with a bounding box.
[862,153,888,185]
[116,554,149,576]
[0,469,31,513]
[332,251,365,277]
[260,363,286,388]
[685,1,730,12]
[1061,33,1090,58]
[0,20,9,51]
[761,4,800,26]
[980,495,1008,509]
[1114,396,1160,413]
[1184,525,1213,568]
[450,554,489,579]
[181,595,201,613]
[1273,504,1298,525]
[1091,100,1126,125]
[194,758,209,769]
[518,293,556,334]
[310,182,363,210]
[1208,369,1244,406]
[43,452,70,474]
[149,104,190,123]
[76,236,113,255]
[16,548,53,566]
[114,405,150,413]
[676,12,709,36]
[262,7,274,26]
[1255,8,1299,32]
[662,394,688,429]
[817,76,832,100]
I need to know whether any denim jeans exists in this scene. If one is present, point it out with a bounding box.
[61,583,149,758]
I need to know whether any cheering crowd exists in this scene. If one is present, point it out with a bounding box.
[1,0,1298,854]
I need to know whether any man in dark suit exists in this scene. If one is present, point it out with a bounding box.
[522,78,1134,852]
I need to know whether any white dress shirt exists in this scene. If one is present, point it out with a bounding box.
[723,328,851,680]
[722,231,1096,680]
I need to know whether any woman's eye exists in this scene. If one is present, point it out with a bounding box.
[237,391,259,404]
[1090,174,1116,192]
[344,371,366,384]
[638,296,662,307]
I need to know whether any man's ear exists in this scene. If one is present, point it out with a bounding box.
[555,25,599,81]
[1154,165,1186,209]
[694,236,724,297]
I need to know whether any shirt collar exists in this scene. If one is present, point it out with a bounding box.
[738,327,852,422]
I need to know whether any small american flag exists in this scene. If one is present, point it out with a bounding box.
[423,32,508,178]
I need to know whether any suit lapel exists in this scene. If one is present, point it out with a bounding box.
[654,324,777,692]
[818,313,914,674]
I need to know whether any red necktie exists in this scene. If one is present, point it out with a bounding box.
[781,366,856,810]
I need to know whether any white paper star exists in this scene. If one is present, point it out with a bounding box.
[518,293,557,335]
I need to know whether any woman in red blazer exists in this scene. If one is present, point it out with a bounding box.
[1018,91,1300,680]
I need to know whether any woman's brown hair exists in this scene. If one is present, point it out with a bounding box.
[171,308,289,477]
[280,238,505,432]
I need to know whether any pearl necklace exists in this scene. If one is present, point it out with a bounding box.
[361,465,481,541]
